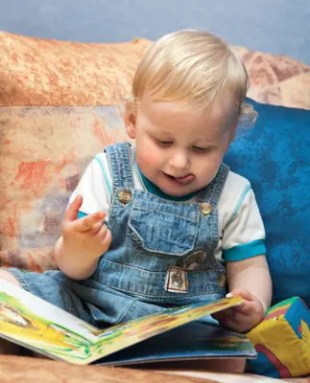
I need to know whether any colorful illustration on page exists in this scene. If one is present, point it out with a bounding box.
[89,296,243,361]
[0,291,93,362]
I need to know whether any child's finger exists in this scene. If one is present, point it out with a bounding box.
[227,290,266,315]
[213,310,242,329]
[74,212,105,232]
[64,195,83,222]
[226,289,254,302]
[98,226,112,248]
[91,221,104,234]
[214,304,248,318]
[232,302,254,315]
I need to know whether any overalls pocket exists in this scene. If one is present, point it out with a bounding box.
[128,198,200,256]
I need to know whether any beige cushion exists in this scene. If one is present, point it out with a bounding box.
[0,105,128,270]
[234,46,310,110]
[0,32,150,106]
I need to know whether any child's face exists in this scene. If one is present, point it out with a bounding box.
[125,96,237,197]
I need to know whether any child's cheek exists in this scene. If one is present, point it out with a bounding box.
[140,153,157,168]
[137,147,161,173]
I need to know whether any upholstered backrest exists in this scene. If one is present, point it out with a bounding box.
[225,99,310,306]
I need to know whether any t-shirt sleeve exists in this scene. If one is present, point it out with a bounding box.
[222,185,266,262]
[69,153,112,219]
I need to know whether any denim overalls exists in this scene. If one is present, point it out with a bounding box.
[8,143,229,327]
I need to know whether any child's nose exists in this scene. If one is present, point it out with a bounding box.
[168,151,189,170]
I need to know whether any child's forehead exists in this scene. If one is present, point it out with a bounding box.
[137,95,236,126]
[134,97,236,141]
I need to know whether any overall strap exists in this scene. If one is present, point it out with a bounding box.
[105,142,134,190]
[196,163,229,205]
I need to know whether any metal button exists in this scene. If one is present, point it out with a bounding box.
[200,202,212,215]
[118,190,132,205]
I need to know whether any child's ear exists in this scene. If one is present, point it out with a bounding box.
[124,107,137,139]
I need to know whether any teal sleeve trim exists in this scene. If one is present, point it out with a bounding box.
[94,154,112,195]
[77,211,87,219]
[223,239,266,262]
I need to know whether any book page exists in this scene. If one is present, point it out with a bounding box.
[86,294,244,364]
[98,321,256,366]
[0,280,100,362]
[0,279,244,365]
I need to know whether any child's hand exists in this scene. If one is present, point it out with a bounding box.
[62,195,112,261]
[213,289,266,332]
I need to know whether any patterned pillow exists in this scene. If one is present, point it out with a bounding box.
[233,46,310,110]
[225,99,310,306]
[0,31,150,106]
[0,32,309,110]
[0,31,149,271]
[0,106,128,271]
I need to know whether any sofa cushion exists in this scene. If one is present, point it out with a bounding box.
[0,31,150,106]
[225,99,310,306]
[0,106,127,270]
[0,32,310,110]
[233,46,310,110]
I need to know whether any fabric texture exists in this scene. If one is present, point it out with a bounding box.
[225,99,310,306]
[0,106,128,270]
[247,297,310,378]
[0,32,310,110]
[0,32,150,106]
[233,46,310,110]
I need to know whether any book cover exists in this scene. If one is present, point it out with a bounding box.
[0,280,256,365]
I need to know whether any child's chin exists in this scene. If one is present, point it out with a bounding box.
[160,185,195,198]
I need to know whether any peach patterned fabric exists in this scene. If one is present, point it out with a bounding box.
[0,32,150,106]
[234,46,310,110]
[0,106,128,270]
[0,32,309,109]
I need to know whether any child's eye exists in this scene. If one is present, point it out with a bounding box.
[156,139,173,147]
[193,146,209,153]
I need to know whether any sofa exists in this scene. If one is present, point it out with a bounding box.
[0,31,309,382]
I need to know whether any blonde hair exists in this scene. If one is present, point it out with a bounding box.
[129,29,257,126]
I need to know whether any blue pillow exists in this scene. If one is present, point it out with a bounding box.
[225,99,310,306]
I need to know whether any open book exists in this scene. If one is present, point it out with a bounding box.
[0,280,256,365]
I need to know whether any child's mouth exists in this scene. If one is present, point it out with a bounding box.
[164,173,194,185]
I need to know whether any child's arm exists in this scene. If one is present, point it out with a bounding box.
[214,255,272,332]
[54,195,112,280]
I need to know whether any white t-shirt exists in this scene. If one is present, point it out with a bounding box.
[70,148,266,263]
